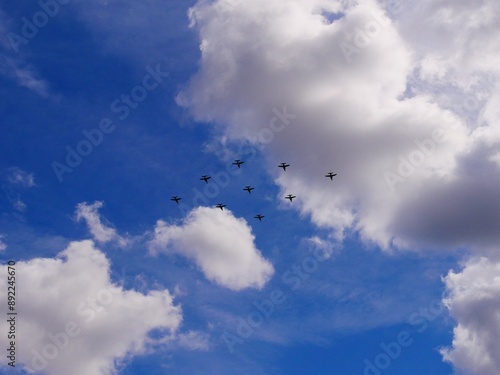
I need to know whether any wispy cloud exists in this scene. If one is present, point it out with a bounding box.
[6,167,35,188]
[0,9,53,98]
[0,53,50,98]
[75,201,129,247]
[2,167,36,212]
[175,330,211,351]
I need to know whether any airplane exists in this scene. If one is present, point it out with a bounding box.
[278,162,290,171]
[232,159,244,168]
[243,186,254,194]
[254,214,265,221]
[325,172,337,180]
[170,196,181,204]
[285,194,296,202]
[215,203,226,210]
[200,175,211,183]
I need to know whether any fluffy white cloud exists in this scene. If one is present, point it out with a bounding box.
[0,240,182,375]
[149,206,274,290]
[398,0,500,82]
[396,0,500,151]
[441,257,500,375]
[75,201,128,247]
[177,0,500,251]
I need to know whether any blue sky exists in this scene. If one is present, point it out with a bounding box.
[1,1,500,374]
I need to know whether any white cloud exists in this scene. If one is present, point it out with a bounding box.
[75,201,128,247]
[0,54,50,98]
[2,168,35,212]
[13,197,27,212]
[396,0,500,145]
[178,0,500,252]
[0,12,53,99]
[148,206,274,290]
[0,240,182,375]
[306,236,337,259]
[175,330,211,351]
[6,167,35,188]
[398,0,500,84]
[489,151,500,168]
[441,257,500,375]
[13,65,50,97]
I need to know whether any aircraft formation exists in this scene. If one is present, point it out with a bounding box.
[170,160,337,222]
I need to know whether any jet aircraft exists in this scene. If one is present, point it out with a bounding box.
[278,162,290,171]
[170,196,181,204]
[325,172,337,180]
[243,186,254,194]
[285,194,296,202]
[215,203,226,210]
[232,159,244,168]
[200,175,211,183]
[254,214,265,221]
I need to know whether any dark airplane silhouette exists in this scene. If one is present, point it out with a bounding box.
[170,196,181,204]
[200,175,211,183]
[254,214,265,221]
[215,203,226,210]
[232,159,244,168]
[278,162,290,171]
[325,172,337,180]
[243,186,254,194]
[285,194,296,202]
